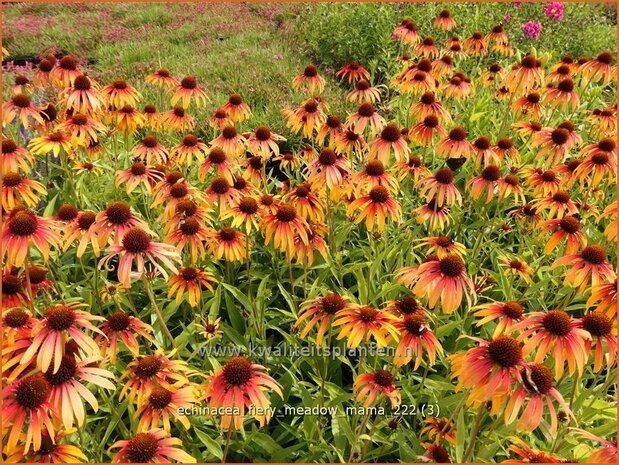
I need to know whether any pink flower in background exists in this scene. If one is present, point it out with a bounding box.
[521,20,542,39]
[514,2,523,8]
[544,2,565,21]
[504,14,512,23]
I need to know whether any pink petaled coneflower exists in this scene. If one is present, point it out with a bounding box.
[417,167,462,206]
[110,429,196,463]
[354,370,401,408]
[99,227,181,286]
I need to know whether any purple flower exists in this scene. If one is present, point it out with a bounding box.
[521,20,542,39]
[504,14,512,23]
[514,2,523,8]
[544,2,565,21]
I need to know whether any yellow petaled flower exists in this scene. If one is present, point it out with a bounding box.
[168,267,217,307]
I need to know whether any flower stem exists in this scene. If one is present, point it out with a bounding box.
[142,275,176,350]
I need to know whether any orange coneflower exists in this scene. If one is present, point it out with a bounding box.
[434,8,456,30]
[574,138,616,185]
[552,245,616,292]
[94,200,153,246]
[420,444,452,463]
[293,64,326,95]
[589,107,616,138]
[347,78,381,104]
[333,304,399,348]
[263,203,308,258]
[531,126,576,166]
[294,221,328,265]
[392,19,420,45]
[347,185,402,232]
[44,353,115,429]
[1,373,57,454]
[368,123,411,164]
[534,190,579,219]
[415,199,452,230]
[3,93,45,129]
[412,254,475,313]
[2,138,34,174]
[99,228,181,286]
[420,417,456,445]
[546,63,572,84]
[168,266,217,307]
[316,114,344,147]
[247,125,285,159]
[572,429,618,464]
[578,51,615,86]
[334,128,366,159]
[115,104,146,135]
[50,55,81,87]
[1,277,30,313]
[432,54,455,80]
[3,428,88,463]
[436,126,473,160]
[499,256,534,283]
[58,112,105,147]
[393,313,442,369]
[142,103,161,131]
[512,92,544,120]
[165,217,210,263]
[295,292,349,344]
[503,436,563,463]
[211,125,247,157]
[204,176,241,213]
[170,134,208,166]
[474,300,525,337]
[202,356,283,430]
[498,174,526,204]
[480,63,506,86]
[398,70,436,96]
[410,92,451,124]
[221,196,262,233]
[393,155,431,184]
[544,78,579,112]
[146,68,179,89]
[136,385,196,432]
[115,161,164,194]
[579,312,617,373]
[416,235,465,259]
[336,61,370,83]
[97,310,153,363]
[450,335,524,409]
[207,226,247,262]
[23,264,55,298]
[440,74,474,100]
[345,102,386,135]
[160,106,195,132]
[61,74,104,115]
[354,370,401,408]
[110,429,196,463]
[62,210,99,257]
[218,93,251,123]
[512,309,590,378]
[197,148,235,184]
[305,148,350,191]
[353,160,398,193]
[119,351,191,407]
[471,137,500,167]
[512,120,543,139]
[524,168,561,196]
[21,302,103,373]
[1,172,47,211]
[463,31,487,56]
[2,208,61,269]
[415,37,439,59]
[467,165,501,204]
[284,183,324,221]
[170,76,208,109]
[504,363,574,435]
[101,79,141,109]
[503,55,545,93]
[133,135,169,165]
[486,24,509,46]
[33,58,54,87]
[418,167,462,206]
[537,215,587,256]
[197,316,222,341]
